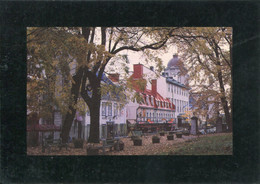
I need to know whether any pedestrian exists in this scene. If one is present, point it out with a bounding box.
[76,111,83,139]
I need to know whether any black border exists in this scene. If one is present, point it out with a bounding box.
[1,1,259,183]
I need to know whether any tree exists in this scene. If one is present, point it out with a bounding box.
[77,27,178,143]
[171,27,232,131]
[27,27,75,124]
[27,27,179,143]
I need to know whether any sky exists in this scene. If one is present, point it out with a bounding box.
[106,45,178,75]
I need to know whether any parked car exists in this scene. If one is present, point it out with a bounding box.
[206,127,216,134]
[198,129,206,135]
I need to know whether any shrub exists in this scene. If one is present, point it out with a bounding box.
[133,137,142,146]
[176,132,182,138]
[131,135,139,141]
[167,135,174,140]
[183,130,190,136]
[159,132,165,136]
[152,136,160,143]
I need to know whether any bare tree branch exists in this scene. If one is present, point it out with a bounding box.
[111,38,168,54]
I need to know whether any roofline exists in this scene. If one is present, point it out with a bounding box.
[133,63,167,79]
[166,78,190,90]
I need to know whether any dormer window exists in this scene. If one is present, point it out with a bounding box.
[146,95,149,105]
[151,96,154,106]
[156,100,159,107]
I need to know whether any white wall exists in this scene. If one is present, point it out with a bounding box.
[138,65,191,119]
[142,66,167,97]
[84,100,127,126]
[125,100,139,120]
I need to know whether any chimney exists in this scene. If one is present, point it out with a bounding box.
[151,79,157,95]
[133,64,143,79]
[108,73,120,82]
[150,66,154,71]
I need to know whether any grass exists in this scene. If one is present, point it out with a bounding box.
[165,133,233,155]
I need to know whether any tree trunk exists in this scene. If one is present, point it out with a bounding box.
[88,95,101,143]
[61,68,83,143]
[214,44,232,132]
[78,121,82,139]
[230,42,233,131]
[217,69,232,132]
[80,70,102,143]
[221,97,232,132]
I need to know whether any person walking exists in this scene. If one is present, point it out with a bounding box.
[76,111,83,139]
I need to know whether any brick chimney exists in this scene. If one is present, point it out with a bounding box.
[108,73,120,82]
[151,79,157,95]
[132,64,143,79]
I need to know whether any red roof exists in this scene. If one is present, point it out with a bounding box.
[133,85,175,111]
[27,124,61,132]
[129,75,175,111]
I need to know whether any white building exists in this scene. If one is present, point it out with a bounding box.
[70,73,127,140]
[162,54,190,119]
[126,64,176,131]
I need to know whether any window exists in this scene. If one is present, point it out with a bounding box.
[146,95,150,105]
[102,102,106,116]
[108,103,112,116]
[118,104,123,117]
[114,103,118,116]
[151,97,154,106]
[168,84,170,92]
[174,86,176,93]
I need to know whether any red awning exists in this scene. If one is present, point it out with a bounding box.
[27,124,61,132]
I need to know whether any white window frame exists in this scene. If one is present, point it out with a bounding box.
[114,103,118,117]
[108,103,112,116]
[102,102,106,116]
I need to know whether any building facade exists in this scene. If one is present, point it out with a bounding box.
[162,54,190,119]
[126,64,176,128]
[70,73,127,140]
